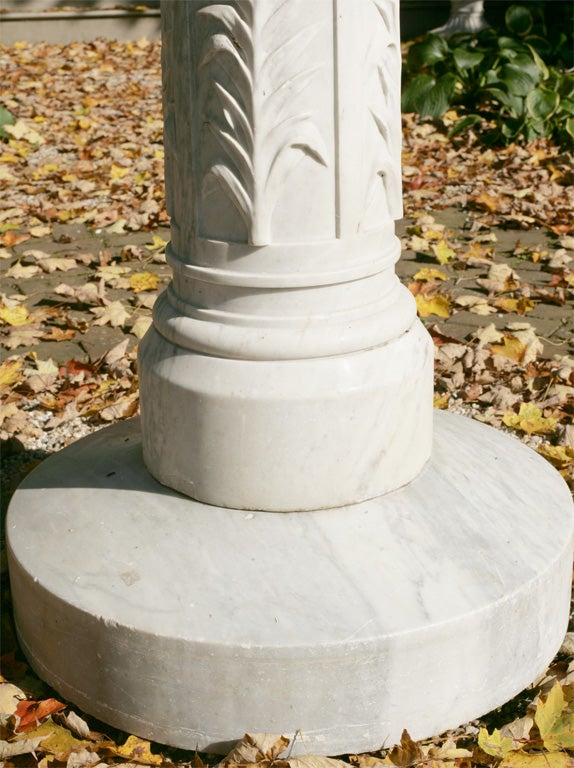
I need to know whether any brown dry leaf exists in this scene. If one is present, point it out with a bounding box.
[474,324,504,347]
[0,231,30,247]
[506,323,544,363]
[0,403,21,429]
[100,392,139,422]
[5,261,42,279]
[454,295,496,315]
[222,733,290,765]
[491,335,528,364]
[37,257,78,274]
[474,191,500,212]
[55,282,104,305]
[287,756,351,768]
[476,263,520,294]
[0,683,26,716]
[0,733,46,759]
[493,297,536,315]
[90,301,131,328]
[2,323,45,350]
[130,315,153,339]
[388,730,423,767]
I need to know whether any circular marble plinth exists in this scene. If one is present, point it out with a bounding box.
[7,412,574,755]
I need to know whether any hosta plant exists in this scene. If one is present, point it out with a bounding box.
[402,3,574,146]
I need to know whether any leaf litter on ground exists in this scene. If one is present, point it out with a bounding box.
[0,35,573,768]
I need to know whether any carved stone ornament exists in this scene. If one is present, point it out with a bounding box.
[139,0,433,510]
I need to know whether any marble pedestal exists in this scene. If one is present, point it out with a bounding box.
[7,411,573,756]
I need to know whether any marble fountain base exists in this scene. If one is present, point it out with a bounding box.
[6,411,574,755]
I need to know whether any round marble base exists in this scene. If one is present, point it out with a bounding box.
[6,412,574,755]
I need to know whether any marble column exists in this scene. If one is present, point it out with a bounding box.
[138,0,433,511]
[7,0,574,757]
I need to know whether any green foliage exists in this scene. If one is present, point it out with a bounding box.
[0,107,15,141]
[402,3,574,147]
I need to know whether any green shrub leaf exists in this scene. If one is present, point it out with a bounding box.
[499,63,538,96]
[407,34,449,69]
[505,4,533,36]
[452,47,485,71]
[526,88,559,120]
[0,107,15,140]
[448,114,483,137]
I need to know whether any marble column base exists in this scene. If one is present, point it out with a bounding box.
[6,412,574,756]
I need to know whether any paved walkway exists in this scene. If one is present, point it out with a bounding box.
[1,211,572,365]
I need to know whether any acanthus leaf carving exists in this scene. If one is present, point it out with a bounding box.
[197,0,328,246]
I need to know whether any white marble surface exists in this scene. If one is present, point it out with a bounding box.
[8,412,573,754]
[139,318,433,511]
[138,0,432,509]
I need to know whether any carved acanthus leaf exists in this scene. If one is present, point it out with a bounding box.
[198,0,328,245]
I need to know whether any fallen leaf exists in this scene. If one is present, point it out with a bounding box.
[536,444,574,470]
[503,403,557,436]
[0,733,46,759]
[222,733,290,765]
[415,294,451,318]
[5,261,42,279]
[130,271,159,293]
[535,681,574,750]
[476,263,520,294]
[500,752,572,767]
[454,295,496,315]
[14,698,66,733]
[130,315,153,339]
[0,683,26,716]
[4,120,45,145]
[493,297,536,315]
[2,324,45,350]
[90,301,130,328]
[0,231,30,248]
[388,729,423,766]
[477,727,516,758]
[145,234,168,252]
[413,268,448,282]
[432,239,456,265]
[0,305,31,326]
[113,734,163,765]
[491,335,528,363]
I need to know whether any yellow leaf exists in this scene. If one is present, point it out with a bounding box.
[491,335,527,363]
[432,239,456,265]
[110,164,130,180]
[433,393,450,409]
[413,267,447,282]
[535,681,574,750]
[146,234,169,252]
[15,719,90,760]
[536,444,574,469]
[503,403,557,436]
[500,752,572,768]
[130,271,159,293]
[4,121,44,145]
[415,294,451,318]
[0,305,31,326]
[494,297,536,315]
[114,735,163,766]
[478,727,516,758]
[475,191,500,212]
